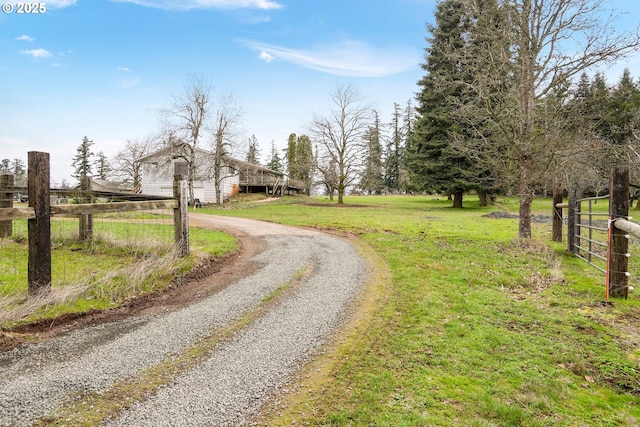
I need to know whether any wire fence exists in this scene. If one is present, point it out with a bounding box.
[1,153,189,297]
[0,193,177,298]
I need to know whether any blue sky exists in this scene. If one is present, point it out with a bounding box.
[1,0,638,185]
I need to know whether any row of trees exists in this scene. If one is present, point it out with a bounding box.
[53,0,640,241]
[306,84,415,204]
[405,0,640,238]
[0,159,26,186]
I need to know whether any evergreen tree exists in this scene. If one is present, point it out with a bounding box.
[246,134,261,165]
[400,99,415,191]
[286,133,299,178]
[286,133,314,195]
[360,111,385,194]
[72,136,94,180]
[606,69,640,146]
[385,103,403,193]
[406,0,477,207]
[266,140,283,172]
[590,70,640,181]
[11,159,26,178]
[0,159,10,174]
[94,151,111,180]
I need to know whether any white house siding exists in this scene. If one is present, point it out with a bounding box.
[139,149,240,203]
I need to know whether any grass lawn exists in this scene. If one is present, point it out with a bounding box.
[203,194,640,426]
[0,214,237,328]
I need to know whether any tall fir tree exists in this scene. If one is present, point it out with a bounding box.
[266,140,283,172]
[360,111,385,194]
[286,133,299,178]
[71,136,94,181]
[94,151,111,180]
[406,0,475,207]
[246,134,261,165]
[295,134,314,195]
[385,103,403,193]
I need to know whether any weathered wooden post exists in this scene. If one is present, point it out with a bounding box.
[79,175,93,241]
[27,151,51,294]
[567,183,581,253]
[552,184,563,242]
[173,174,189,257]
[609,167,630,299]
[0,174,14,238]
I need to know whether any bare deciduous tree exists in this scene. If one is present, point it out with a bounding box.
[210,92,243,205]
[315,151,339,200]
[309,84,371,204]
[161,75,210,204]
[454,0,640,238]
[113,137,156,190]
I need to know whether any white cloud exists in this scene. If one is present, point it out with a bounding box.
[16,35,35,42]
[243,40,419,77]
[259,51,273,62]
[20,48,53,58]
[110,0,282,10]
[39,0,77,7]
[117,66,132,72]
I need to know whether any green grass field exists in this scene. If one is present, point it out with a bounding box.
[206,194,640,426]
[3,194,640,425]
[0,214,237,327]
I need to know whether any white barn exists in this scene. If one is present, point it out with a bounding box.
[137,146,240,204]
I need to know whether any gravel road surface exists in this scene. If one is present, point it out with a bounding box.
[0,215,367,426]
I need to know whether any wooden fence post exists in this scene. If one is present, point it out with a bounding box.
[27,151,51,294]
[0,174,14,238]
[567,183,581,253]
[173,174,189,257]
[609,167,630,299]
[79,175,93,241]
[552,184,563,242]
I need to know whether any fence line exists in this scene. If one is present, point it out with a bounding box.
[558,167,635,299]
[0,151,189,295]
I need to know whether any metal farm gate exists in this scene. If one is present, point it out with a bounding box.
[565,167,640,300]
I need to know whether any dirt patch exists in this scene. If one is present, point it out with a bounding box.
[0,232,264,352]
[303,202,378,208]
[484,211,551,223]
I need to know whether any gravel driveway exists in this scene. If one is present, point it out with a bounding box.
[0,215,367,426]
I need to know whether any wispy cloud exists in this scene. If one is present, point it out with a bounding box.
[16,35,35,42]
[117,66,132,72]
[110,0,282,10]
[20,48,53,58]
[259,51,273,62]
[244,40,419,77]
[43,0,78,7]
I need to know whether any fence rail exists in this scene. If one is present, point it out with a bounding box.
[558,167,633,299]
[0,151,189,295]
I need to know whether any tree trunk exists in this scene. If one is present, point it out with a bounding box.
[452,191,463,208]
[478,190,492,207]
[552,184,563,242]
[518,153,533,238]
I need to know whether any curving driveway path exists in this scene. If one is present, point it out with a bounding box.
[0,215,367,427]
